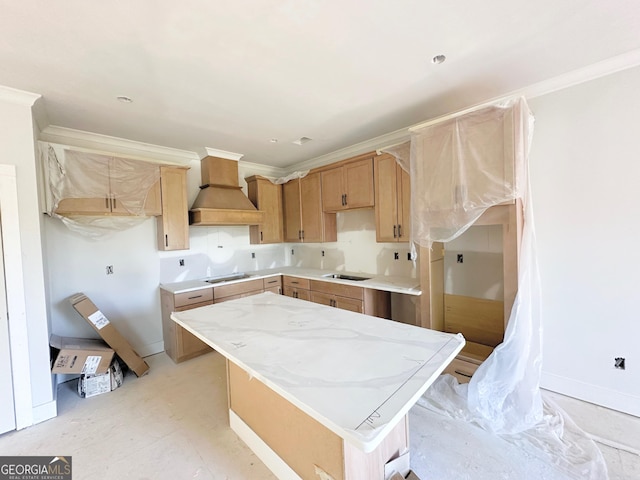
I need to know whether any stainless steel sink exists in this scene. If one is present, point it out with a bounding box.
[322,273,371,281]
[204,273,253,284]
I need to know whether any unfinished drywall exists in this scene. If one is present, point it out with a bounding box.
[289,209,417,278]
[443,225,503,301]
[529,64,640,416]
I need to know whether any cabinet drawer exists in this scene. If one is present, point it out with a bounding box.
[443,357,479,384]
[214,278,264,300]
[283,276,310,290]
[175,300,213,312]
[174,288,214,308]
[283,285,310,301]
[263,276,282,289]
[309,280,363,300]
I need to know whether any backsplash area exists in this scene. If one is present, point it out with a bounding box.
[288,209,417,278]
[159,209,417,284]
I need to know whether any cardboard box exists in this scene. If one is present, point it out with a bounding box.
[69,293,150,377]
[50,334,114,375]
[385,451,421,480]
[77,358,125,398]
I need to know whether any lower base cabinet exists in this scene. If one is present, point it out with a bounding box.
[161,288,214,363]
[282,276,391,319]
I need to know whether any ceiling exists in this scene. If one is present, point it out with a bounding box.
[1,1,640,168]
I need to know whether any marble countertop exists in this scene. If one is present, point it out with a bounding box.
[160,266,421,296]
[171,292,464,452]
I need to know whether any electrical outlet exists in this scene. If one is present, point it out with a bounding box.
[291,249,294,255]
[394,252,399,260]
[179,259,185,266]
[106,265,113,275]
[251,252,255,259]
[322,250,325,257]
[407,252,412,261]
[457,254,464,264]
[615,357,626,370]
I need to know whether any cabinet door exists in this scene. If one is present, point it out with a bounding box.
[300,172,324,242]
[247,177,283,244]
[320,167,345,212]
[283,285,310,301]
[397,164,411,242]
[335,296,363,314]
[344,158,374,209]
[157,167,190,251]
[374,155,400,242]
[54,153,111,215]
[143,180,162,216]
[310,291,334,308]
[282,179,302,242]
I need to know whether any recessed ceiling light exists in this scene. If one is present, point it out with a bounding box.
[431,54,446,65]
[270,138,278,143]
[116,95,133,103]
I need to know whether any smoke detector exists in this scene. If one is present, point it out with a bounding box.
[292,137,312,145]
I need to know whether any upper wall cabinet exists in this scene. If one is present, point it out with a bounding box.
[53,152,161,216]
[282,172,337,243]
[374,154,410,242]
[321,156,375,212]
[245,175,283,244]
[157,166,190,251]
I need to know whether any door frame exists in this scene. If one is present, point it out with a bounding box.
[0,164,34,430]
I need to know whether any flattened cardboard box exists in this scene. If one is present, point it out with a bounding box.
[50,334,114,375]
[70,293,150,377]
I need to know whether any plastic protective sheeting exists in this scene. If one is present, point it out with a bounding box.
[397,97,607,478]
[273,170,309,184]
[409,97,528,247]
[42,144,160,239]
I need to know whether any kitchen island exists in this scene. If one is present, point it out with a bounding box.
[171,292,464,479]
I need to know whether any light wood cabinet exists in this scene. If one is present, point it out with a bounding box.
[214,278,264,303]
[245,175,283,244]
[282,276,311,300]
[157,166,190,251]
[161,287,214,363]
[321,157,375,212]
[282,172,337,243]
[374,154,410,242]
[263,276,282,294]
[55,156,162,216]
[309,280,390,318]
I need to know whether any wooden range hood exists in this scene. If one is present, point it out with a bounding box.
[189,155,265,226]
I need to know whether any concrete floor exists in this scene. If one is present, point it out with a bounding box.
[0,351,638,479]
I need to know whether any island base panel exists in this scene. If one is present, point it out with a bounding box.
[227,360,408,480]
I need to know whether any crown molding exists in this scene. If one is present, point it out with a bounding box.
[410,48,640,132]
[286,126,411,174]
[0,85,41,106]
[238,160,287,179]
[197,147,244,161]
[39,125,198,165]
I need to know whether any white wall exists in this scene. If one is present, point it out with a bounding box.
[0,90,54,423]
[290,209,416,278]
[529,65,640,416]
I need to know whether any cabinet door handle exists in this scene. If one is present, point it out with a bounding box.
[298,230,302,240]
[454,370,473,379]
[344,193,347,206]
[267,279,277,284]
[165,234,169,247]
[105,197,110,209]
[278,287,282,295]
[260,231,263,241]
[291,281,299,285]
[301,230,304,240]
[398,224,402,238]
[188,295,203,300]
[112,197,116,210]
[294,291,298,298]
[393,225,397,238]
